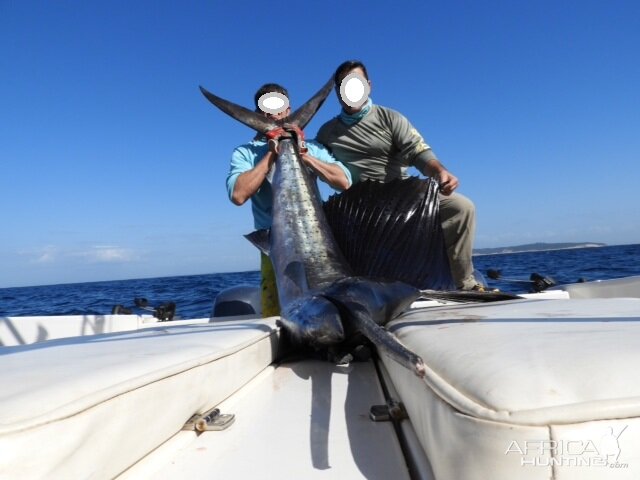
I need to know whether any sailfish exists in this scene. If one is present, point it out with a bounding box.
[200,79,433,376]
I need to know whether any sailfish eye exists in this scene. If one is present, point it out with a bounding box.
[339,73,370,108]
[258,92,289,114]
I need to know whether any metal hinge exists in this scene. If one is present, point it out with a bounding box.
[183,407,235,432]
[369,401,408,422]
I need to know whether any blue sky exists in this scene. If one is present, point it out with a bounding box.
[1,0,639,288]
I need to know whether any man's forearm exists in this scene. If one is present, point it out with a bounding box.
[231,152,274,205]
[302,154,350,190]
[422,158,447,177]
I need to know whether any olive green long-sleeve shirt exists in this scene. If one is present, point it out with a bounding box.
[316,105,438,183]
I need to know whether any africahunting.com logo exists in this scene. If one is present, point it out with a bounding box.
[505,425,629,469]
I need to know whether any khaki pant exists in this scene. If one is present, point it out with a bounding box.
[439,192,477,289]
[260,253,281,317]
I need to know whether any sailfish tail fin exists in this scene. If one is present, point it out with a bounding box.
[199,77,334,133]
[199,86,277,133]
[286,77,334,130]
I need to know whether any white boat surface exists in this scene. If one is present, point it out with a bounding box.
[2,276,640,479]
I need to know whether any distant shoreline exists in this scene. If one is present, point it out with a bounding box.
[473,242,607,256]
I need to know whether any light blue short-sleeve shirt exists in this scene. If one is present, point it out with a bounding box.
[226,139,351,230]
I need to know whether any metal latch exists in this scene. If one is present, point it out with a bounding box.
[183,407,235,432]
[369,401,408,422]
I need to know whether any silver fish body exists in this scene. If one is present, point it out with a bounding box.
[269,139,421,375]
[200,81,425,376]
[271,140,351,300]
[269,139,351,346]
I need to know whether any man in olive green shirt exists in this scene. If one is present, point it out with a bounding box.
[317,60,481,290]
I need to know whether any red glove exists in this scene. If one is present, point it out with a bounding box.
[282,124,307,154]
[265,127,288,141]
[265,125,307,154]
[282,124,305,141]
[265,127,287,154]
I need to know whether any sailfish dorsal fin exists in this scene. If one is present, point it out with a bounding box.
[323,177,456,290]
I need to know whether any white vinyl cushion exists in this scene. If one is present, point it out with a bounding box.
[0,318,280,479]
[384,298,640,479]
[388,298,640,424]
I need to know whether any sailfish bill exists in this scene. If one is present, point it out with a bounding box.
[200,78,425,376]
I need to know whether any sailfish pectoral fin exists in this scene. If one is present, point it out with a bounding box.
[244,229,271,256]
[324,279,425,377]
[338,299,426,377]
[199,85,277,133]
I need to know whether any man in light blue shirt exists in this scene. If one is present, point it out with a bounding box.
[226,83,352,315]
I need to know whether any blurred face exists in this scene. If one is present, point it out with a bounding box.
[336,67,371,114]
[257,91,290,120]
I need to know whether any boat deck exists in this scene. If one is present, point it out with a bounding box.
[120,359,424,480]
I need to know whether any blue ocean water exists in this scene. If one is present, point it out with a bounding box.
[1,244,639,319]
